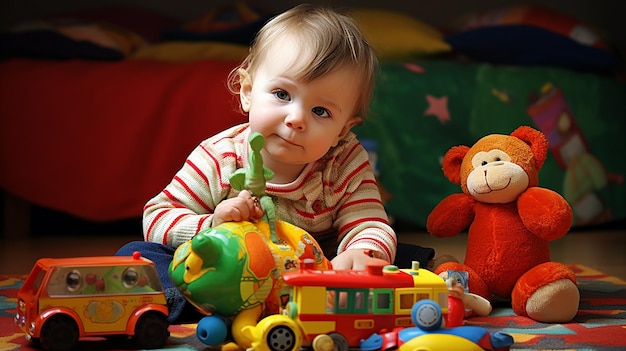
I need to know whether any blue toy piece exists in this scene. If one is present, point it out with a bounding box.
[360,300,514,351]
[196,315,229,346]
[411,299,444,331]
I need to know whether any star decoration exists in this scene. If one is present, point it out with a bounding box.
[403,62,426,74]
[424,94,450,124]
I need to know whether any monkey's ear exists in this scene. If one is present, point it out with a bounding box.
[511,126,548,169]
[442,145,470,185]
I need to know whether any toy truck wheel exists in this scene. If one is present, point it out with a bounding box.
[266,325,297,351]
[312,334,334,351]
[40,314,79,351]
[133,312,169,349]
[328,333,349,351]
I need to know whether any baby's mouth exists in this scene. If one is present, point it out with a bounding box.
[277,135,300,147]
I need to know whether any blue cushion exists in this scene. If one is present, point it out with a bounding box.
[445,25,620,73]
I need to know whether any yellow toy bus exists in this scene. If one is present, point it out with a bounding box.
[14,251,169,351]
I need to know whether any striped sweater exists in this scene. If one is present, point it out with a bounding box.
[143,123,397,262]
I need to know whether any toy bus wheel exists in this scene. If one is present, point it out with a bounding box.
[328,333,349,351]
[266,325,297,351]
[40,314,79,351]
[133,312,169,349]
[412,300,443,331]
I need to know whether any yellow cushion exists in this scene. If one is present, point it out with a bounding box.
[352,9,451,60]
[132,41,248,61]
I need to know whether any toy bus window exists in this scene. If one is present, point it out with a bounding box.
[339,291,348,309]
[46,267,86,296]
[372,289,393,314]
[140,266,164,292]
[23,267,46,295]
[399,293,413,309]
[326,289,349,313]
[47,267,95,296]
[416,293,429,302]
[33,269,46,291]
[45,265,162,296]
[398,291,431,312]
[326,290,335,312]
[437,291,449,309]
[66,270,82,292]
[327,288,369,314]
[354,290,367,311]
[122,267,139,288]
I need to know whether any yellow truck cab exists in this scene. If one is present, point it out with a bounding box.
[14,251,169,351]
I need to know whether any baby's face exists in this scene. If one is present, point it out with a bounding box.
[239,37,362,176]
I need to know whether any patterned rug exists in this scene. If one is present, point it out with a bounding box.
[1,264,625,350]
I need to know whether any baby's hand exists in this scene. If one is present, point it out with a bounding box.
[331,249,389,271]
[212,190,264,227]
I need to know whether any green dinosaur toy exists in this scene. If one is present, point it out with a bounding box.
[229,132,278,242]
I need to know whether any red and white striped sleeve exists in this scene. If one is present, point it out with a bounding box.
[321,135,397,262]
[142,124,249,247]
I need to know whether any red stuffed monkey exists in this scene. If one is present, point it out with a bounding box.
[427,126,579,323]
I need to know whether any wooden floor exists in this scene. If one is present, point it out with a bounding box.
[1,227,624,280]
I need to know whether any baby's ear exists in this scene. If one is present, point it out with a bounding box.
[340,116,362,136]
[238,69,252,112]
[334,116,362,146]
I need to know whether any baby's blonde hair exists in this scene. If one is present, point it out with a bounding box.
[228,4,378,118]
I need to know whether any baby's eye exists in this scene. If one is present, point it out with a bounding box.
[312,106,330,117]
[273,89,290,101]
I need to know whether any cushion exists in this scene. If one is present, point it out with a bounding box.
[457,4,608,49]
[0,29,124,61]
[0,20,145,60]
[445,24,620,72]
[351,9,451,60]
[132,41,248,61]
[161,3,272,45]
[48,6,181,44]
